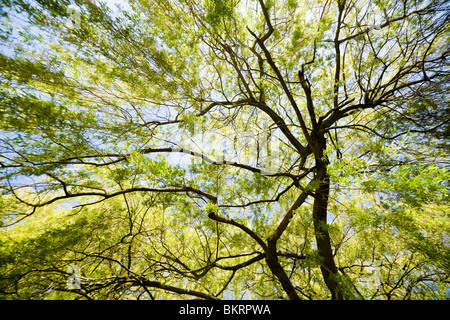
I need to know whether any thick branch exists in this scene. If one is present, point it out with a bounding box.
[136,278,219,300]
[247,27,315,154]
[268,190,309,244]
[13,186,217,209]
[207,211,267,251]
[327,120,450,140]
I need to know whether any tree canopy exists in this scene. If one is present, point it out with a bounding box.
[0,0,449,300]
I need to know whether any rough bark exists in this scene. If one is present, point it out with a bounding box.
[312,133,348,299]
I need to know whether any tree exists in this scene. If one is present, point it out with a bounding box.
[0,0,449,300]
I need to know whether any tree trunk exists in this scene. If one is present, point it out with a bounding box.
[312,137,349,299]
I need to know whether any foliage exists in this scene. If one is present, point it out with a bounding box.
[0,0,449,300]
